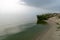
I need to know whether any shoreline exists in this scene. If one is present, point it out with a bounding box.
[33,24,51,40]
[33,17,58,40]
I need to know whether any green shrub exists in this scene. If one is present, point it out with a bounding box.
[37,20,47,24]
[57,27,60,29]
[37,13,57,24]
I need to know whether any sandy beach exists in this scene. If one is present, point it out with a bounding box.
[34,16,60,40]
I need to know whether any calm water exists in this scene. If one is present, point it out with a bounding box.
[1,23,49,40]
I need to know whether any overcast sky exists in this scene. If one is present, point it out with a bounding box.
[0,0,60,14]
[21,0,60,12]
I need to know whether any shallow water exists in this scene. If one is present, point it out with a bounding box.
[0,23,49,40]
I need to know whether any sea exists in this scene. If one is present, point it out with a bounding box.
[0,13,50,40]
[1,23,49,40]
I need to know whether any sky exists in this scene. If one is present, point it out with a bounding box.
[0,0,60,14]
[21,0,60,12]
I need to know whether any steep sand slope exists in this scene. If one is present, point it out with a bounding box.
[36,16,60,40]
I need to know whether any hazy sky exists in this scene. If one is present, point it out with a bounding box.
[0,0,60,14]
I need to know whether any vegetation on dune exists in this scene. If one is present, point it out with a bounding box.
[37,20,47,24]
[56,23,60,25]
[57,16,60,18]
[57,26,60,29]
[37,13,58,24]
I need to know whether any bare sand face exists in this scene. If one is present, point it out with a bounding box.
[36,16,60,40]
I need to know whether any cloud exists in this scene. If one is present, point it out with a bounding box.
[21,0,60,11]
[21,0,54,7]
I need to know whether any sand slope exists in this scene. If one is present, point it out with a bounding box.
[36,17,60,40]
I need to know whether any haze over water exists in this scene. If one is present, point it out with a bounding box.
[0,0,56,40]
[0,0,37,35]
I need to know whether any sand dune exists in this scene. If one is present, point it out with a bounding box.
[36,16,60,40]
